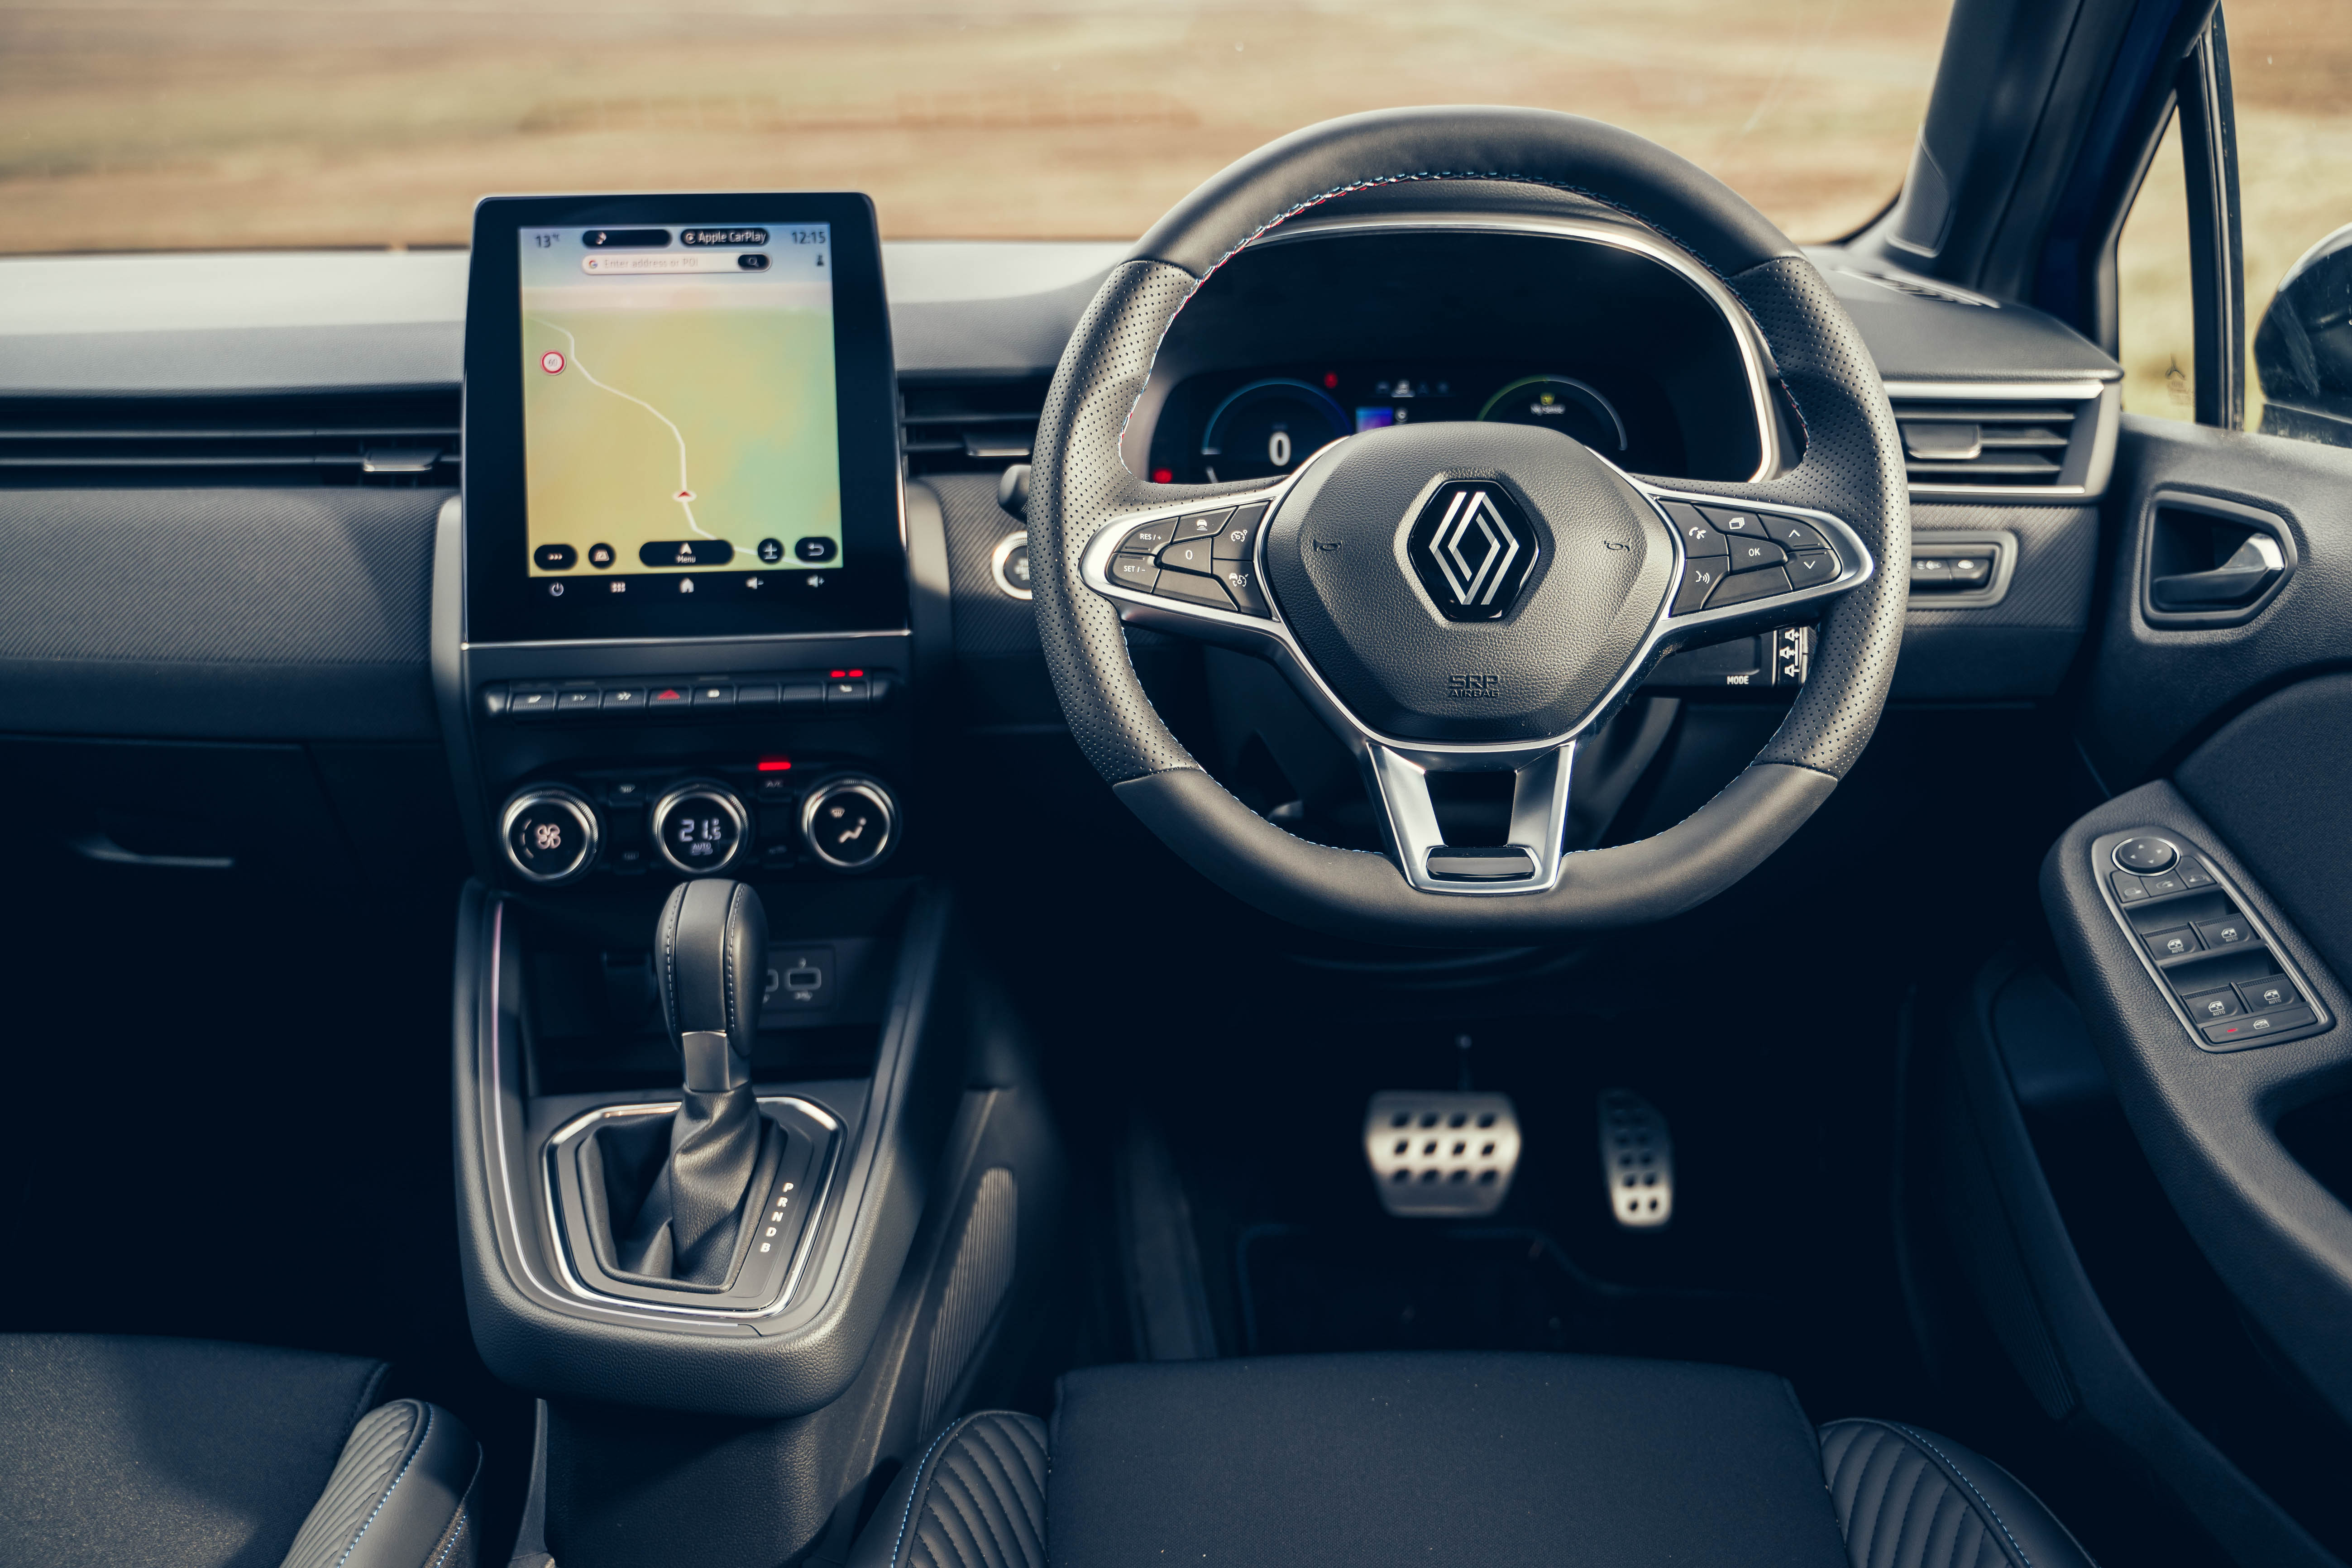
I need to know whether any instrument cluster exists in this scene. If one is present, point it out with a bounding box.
[1144,362,1690,486]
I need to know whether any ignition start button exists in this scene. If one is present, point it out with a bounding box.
[2113,837,2180,875]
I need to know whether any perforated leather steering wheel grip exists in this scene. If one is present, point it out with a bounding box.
[1028,106,1909,942]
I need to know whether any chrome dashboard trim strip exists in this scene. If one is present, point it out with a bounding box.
[463,627,913,653]
[1250,211,1782,484]
[1881,379,2110,401]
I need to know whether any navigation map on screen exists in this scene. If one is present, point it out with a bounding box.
[518,222,840,593]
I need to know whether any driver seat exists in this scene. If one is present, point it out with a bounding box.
[850,1353,2094,1568]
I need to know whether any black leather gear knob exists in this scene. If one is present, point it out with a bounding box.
[656,878,768,1091]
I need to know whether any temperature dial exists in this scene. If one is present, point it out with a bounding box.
[651,781,749,876]
[801,777,898,872]
[501,787,600,886]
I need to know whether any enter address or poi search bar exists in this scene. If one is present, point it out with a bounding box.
[582,251,771,274]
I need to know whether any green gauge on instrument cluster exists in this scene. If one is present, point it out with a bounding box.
[1477,375,1629,452]
[1200,378,1352,481]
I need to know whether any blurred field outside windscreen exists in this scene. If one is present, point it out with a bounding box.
[0,0,1959,253]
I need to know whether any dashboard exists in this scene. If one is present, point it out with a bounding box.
[0,193,2122,905]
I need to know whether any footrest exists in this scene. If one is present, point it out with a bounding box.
[1363,1091,1521,1217]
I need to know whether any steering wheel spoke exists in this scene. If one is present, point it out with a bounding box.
[1631,481,1876,631]
[1079,478,1295,645]
[1366,740,1577,895]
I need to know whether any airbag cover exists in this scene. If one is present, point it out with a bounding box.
[1265,421,1672,741]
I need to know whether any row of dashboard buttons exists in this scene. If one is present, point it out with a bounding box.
[1109,502,1272,617]
[1663,502,1842,613]
[485,671,890,722]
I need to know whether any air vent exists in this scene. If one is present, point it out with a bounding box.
[899,377,1048,477]
[0,391,460,487]
[1886,382,2112,497]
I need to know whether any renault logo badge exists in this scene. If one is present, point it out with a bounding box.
[1408,483,1539,621]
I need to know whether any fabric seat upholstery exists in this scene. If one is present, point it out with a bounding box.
[0,1334,481,1568]
[851,1353,2097,1568]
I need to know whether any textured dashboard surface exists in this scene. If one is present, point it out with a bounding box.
[0,486,443,739]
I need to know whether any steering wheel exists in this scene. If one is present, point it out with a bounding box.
[1029,106,1909,943]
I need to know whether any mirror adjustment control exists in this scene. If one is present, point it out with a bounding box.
[2113,836,2180,874]
[651,781,749,876]
[801,776,898,872]
[501,786,600,886]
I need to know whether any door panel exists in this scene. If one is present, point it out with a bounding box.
[2078,415,2352,788]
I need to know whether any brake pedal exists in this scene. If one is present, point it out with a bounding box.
[1598,1089,1673,1229]
[1363,1091,1521,1217]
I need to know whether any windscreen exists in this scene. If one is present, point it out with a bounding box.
[6,0,1961,252]
[519,222,841,599]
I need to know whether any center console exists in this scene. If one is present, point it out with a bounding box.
[435,192,1058,1568]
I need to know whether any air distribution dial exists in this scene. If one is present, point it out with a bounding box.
[801,777,898,872]
[651,781,750,876]
[501,787,601,885]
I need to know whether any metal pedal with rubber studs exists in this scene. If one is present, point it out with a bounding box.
[1599,1089,1673,1229]
[1363,1091,1521,1217]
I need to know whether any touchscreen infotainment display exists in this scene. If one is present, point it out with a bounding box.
[519,223,841,591]
[464,192,903,644]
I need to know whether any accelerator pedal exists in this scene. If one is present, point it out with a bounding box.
[1363,1091,1521,1217]
[1598,1089,1673,1229]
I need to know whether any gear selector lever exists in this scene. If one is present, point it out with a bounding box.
[604,878,784,1286]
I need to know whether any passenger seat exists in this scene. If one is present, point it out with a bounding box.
[0,1334,480,1568]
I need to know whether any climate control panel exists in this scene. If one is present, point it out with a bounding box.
[497,764,900,887]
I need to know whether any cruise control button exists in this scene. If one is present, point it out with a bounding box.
[2194,916,2252,948]
[1707,566,1794,607]
[2114,836,2179,873]
[1157,538,1218,575]
[1726,538,1788,574]
[1124,519,1178,551]
[1174,508,1233,541]
[2204,1006,2316,1047]
[2111,872,2148,902]
[2238,976,2300,1012]
[1785,551,1838,588]
[1214,502,1269,560]
[1153,570,1238,611]
[1671,558,1727,614]
[1699,506,1769,537]
[2146,926,2199,959]
[1660,502,1726,557]
[1759,514,1832,552]
[1109,553,1161,591]
[2181,987,2241,1021]
[1219,564,1271,616]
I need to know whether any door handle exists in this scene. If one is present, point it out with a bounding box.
[2150,534,2285,609]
